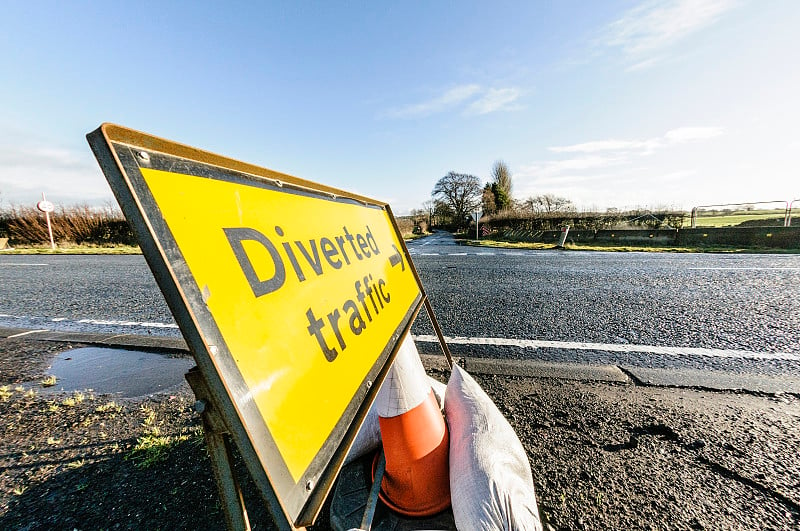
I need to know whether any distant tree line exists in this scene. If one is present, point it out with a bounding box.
[487,209,686,231]
[418,161,684,233]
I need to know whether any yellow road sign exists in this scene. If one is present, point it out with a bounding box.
[87,124,424,528]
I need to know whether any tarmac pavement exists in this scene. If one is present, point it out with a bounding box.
[1,326,798,529]
[3,326,799,397]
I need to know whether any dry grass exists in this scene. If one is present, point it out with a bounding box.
[0,204,136,246]
[3,244,141,255]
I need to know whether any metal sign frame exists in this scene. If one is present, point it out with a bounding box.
[86,123,425,528]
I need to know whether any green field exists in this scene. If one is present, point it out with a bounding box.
[693,209,787,227]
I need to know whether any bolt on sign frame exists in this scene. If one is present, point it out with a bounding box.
[87,124,452,529]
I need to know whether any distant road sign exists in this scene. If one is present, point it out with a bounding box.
[36,200,54,213]
[87,124,423,528]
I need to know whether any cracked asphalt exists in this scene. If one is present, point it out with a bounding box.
[474,372,800,530]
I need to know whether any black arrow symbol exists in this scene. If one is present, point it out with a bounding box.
[388,244,405,271]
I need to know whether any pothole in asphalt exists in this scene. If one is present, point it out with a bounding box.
[32,347,195,398]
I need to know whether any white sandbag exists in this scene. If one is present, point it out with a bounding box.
[344,375,446,466]
[344,396,381,466]
[429,376,446,407]
[445,365,542,531]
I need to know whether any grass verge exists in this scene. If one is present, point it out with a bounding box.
[402,232,432,241]
[0,244,141,255]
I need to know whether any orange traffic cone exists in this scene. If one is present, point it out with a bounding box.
[373,334,451,516]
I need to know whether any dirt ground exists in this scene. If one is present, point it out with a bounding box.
[1,337,798,530]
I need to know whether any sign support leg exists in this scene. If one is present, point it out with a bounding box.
[359,450,386,531]
[186,368,252,531]
[423,297,454,369]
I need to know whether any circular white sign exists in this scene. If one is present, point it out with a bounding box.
[37,200,55,213]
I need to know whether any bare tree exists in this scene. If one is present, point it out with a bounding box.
[432,199,455,226]
[432,172,482,227]
[523,194,575,214]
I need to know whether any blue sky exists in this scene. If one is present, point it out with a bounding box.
[1,0,798,214]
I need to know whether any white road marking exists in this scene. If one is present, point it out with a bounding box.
[139,322,180,328]
[78,318,140,326]
[412,335,800,362]
[1,313,181,332]
[411,249,537,257]
[7,329,48,338]
[0,263,48,266]
[688,267,800,271]
[76,318,179,329]
[4,310,798,363]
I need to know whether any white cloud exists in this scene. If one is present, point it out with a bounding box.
[465,88,522,115]
[0,135,111,206]
[515,126,725,208]
[549,139,658,154]
[384,85,522,119]
[518,171,637,190]
[602,0,737,67]
[663,126,724,143]
[0,145,83,171]
[518,156,625,180]
[384,84,482,118]
[626,56,664,71]
[549,126,724,156]
[657,169,698,182]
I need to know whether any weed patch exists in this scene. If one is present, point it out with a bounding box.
[125,407,201,469]
[96,401,122,413]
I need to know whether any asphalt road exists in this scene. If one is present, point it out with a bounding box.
[2,233,799,375]
[405,233,800,375]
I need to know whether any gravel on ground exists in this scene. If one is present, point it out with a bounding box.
[1,338,798,530]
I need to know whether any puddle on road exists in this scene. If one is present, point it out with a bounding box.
[35,347,195,398]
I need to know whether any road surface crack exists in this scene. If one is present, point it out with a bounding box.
[602,421,800,517]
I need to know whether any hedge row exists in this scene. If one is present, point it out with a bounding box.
[0,206,137,246]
